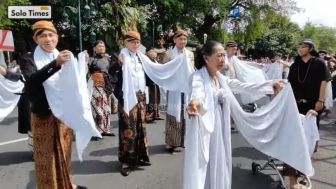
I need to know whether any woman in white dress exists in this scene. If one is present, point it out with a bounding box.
[185,41,286,189]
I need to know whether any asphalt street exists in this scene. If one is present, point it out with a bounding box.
[0,107,335,189]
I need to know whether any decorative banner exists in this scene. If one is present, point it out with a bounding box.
[8,6,51,19]
[0,30,15,52]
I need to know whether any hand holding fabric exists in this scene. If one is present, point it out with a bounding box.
[306,109,318,116]
[315,101,324,112]
[271,81,285,99]
[118,54,124,65]
[83,50,89,64]
[0,66,6,76]
[187,100,201,117]
[56,50,72,66]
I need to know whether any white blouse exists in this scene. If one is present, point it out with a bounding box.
[128,50,146,93]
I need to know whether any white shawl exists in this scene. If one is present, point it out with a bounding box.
[166,47,189,121]
[120,47,194,115]
[325,81,333,110]
[184,67,313,189]
[0,75,24,121]
[265,62,283,80]
[230,56,272,104]
[34,46,101,160]
[301,115,320,156]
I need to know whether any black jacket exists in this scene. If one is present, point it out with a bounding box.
[18,53,61,117]
[4,70,22,82]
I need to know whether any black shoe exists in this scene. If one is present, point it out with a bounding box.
[91,136,102,141]
[76,185,87,189]
[120,167,132,176]
[165,147,176,154]
[102,132,115,137]
[138,161,152,166]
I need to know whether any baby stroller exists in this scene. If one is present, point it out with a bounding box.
[245,105,314,189]
[251,158,312,189]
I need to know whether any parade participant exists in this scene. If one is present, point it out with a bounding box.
[113,31,152,176]
[112,28,196,175]
[288,39,330,128]
[265,53,285,80]
[221,41,268,105]
[18,20,95,189]
[184,41,314,189]
[145,47,164,121]
[287,39,330,188]
[162,29,194,153]
[89,40,115,139]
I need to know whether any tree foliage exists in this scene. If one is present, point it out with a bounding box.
[4,0,336,59]
[0,0,31,29]
[246,10,301,58]
[301,23,336,53]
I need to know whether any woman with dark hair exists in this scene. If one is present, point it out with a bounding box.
[184,41,314,189]
[89,40,115,139]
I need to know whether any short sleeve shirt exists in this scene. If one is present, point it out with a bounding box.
[288,56,329,103]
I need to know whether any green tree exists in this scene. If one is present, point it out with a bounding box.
[0,0,30,29]
[26,0,150,52]
[301,23,336,53]
[247,10,301,58]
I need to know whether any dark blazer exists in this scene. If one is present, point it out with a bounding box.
[4,70,22,82]
[110,61,123,105]
[18,53,61,117]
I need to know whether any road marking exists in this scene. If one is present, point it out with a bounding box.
[0,137,28,146]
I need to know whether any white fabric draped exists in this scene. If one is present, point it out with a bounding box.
[230,56,272,104]
[184,67,314,189]
[120,47,194,116]
[34,46,101,161]
[0,50,6,68]
[300,115,320,156]
[325,81,333,110]
[265,62,284,80]
[0,75,24,121]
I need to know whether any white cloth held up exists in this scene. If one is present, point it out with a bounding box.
[184,67,314,189]
[34,46,101,161]
[120,47,194,116]
[230,56,272,104]
[0,75,24,121]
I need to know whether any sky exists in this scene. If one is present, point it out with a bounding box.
[290,0,336,28]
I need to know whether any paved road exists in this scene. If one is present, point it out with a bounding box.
[0,108,335,189]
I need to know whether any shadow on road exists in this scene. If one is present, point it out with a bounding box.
[232,165,277,189]
[232,147,268,160]
[0,151,33,165]
[25,170,36,189]
[73,160,120,174]
[149,144,168,155]
[89,147,118,156]
[0,116,19,126]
